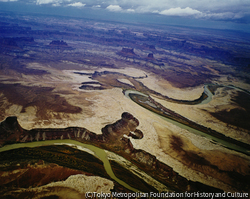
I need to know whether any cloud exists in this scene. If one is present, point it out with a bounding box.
[0,0,17,2]
[106,5,123,12]
[4,0,249,21]
[102,0,250,20]
[158,6,244,20]
[126,8,135,13]
[67,2,85,7]
[36,0,56,5]
[203,12,243,20]
[52,3,60,6]
[92,5,101,8]
[160,7,202,17]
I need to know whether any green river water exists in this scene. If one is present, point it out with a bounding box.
[124,86,250,156]
[1,84,249,193]
[0,139,139,192]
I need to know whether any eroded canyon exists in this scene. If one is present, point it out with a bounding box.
[0,10,250,197]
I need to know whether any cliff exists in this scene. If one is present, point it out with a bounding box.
[49,40,68,46]
[0,113,222,193]
[0,116,25,145]
[48,40,73,51]
[117,48,138,58]
[146,53,156,61]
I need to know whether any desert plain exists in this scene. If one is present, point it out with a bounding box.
[0,10,250,197]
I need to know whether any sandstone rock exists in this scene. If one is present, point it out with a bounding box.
[101,112,141,143]
[0,116,24,146]
[49,40,68,46]
[117,48,138,58]
[147,53,155,59]
[121,48,135,55]
[0,113,224,193]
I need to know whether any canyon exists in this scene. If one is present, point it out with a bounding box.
[0,113,225,195]
[0,10,250,197]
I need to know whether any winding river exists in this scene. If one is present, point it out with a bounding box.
[124,84,213,105]
[124,85,250,156]
[199,84,213,105]
[1,83,249,193]
[0,139,139,192]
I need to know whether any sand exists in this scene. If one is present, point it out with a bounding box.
[1,63,249,192]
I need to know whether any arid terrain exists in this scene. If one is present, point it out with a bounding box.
[0,10,250,197]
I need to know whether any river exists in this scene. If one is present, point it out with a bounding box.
[124,84,213,105]
[0,139,139,192]
[124,86,250,156]
[1,84,248,192]
[199,84,213,105]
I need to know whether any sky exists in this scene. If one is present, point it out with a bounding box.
[0,0,249,20]
[0,0,250,31]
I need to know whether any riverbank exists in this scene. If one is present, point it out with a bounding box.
[125,90,250,155]
[0,115,226,193]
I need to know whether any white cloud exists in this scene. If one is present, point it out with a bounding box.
[67,2,85,7]
[126,8,135,13]
[203,12,243,20]
[0,0,18,2]
[102,0,250,20]
[36,0,56,5]
[106,5,123,12]
[9,0,249,20]
[158,7,244,20]
[160,7,202,17]
[92,5,101,8]
[52,3,60,6]
[152,10,160,14]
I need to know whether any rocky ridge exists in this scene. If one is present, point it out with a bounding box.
[0,113,222,193]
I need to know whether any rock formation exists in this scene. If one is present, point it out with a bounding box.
[48,40,72,52]
[0,37,34,47]
[102,112,141,141]
[0,37,34,52]
[0,112,143,148]
[0,159,114,199]
[0,116,24,145]
[117,48,138,58]
[147,53,156,60]
[120,48,135,55]
[49,40,68,46]
[0,113,222,193]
